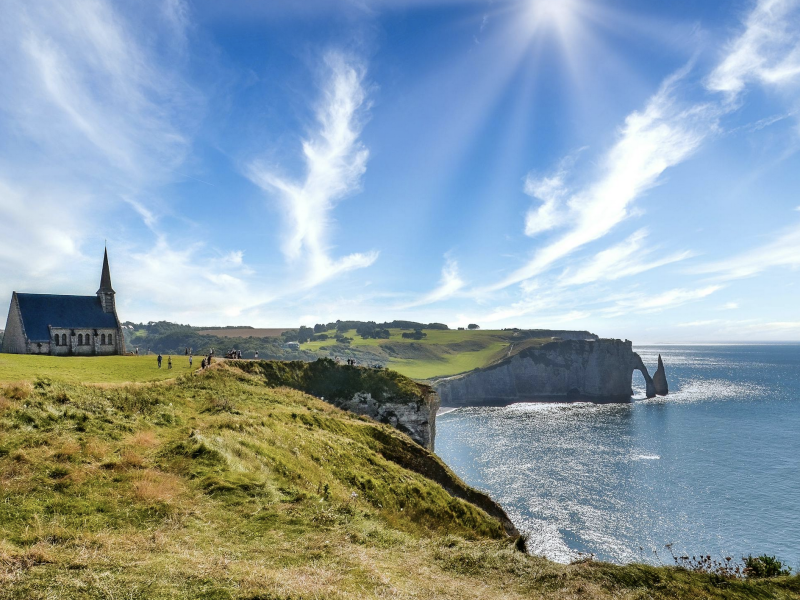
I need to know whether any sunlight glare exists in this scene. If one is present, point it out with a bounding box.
[528,0,581,35]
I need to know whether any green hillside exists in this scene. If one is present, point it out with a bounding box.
[121,321,596,381]
[1,358,799,599]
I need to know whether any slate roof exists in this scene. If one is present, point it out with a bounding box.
[15,293,118,341]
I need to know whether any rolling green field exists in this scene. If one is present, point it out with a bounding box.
[302,329,525,379]
[0,354,198,384]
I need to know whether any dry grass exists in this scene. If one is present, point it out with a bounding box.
[0,381,30,402]
[132,470,184,503]
[51,440,81,462]
[120,449,145,469]
[128,430,159,449]
[83,438,110,461]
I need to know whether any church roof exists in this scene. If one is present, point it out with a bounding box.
[15,293,118,341]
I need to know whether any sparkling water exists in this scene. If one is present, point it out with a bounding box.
[435,344,800,567]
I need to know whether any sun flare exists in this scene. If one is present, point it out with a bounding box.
[528,0,582,33]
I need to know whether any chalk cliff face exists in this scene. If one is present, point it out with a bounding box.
[435,339,659,406]
[335,388,439,451]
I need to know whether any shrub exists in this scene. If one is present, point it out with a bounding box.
[744,555,792,578]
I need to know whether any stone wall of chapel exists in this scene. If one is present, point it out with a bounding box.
[1,294,28,354]
[49,328,121,356]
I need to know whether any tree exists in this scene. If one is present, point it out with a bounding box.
[314,323,327,333]
[467,323,480,330]
[298,326,314,343]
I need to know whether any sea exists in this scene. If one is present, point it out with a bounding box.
[435,344,800,567]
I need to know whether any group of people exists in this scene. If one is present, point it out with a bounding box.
[225,349,243,359]
[155,352,213,370]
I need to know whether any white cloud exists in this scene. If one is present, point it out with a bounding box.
[398,256,465,308]
[247,51,378,287]
[523,150,587,237]
[601,285,723,317]
[558,228,692,286]
[707,0,800,96]
[721,301,739,310]
[0,179,88,287]
[485,66,719,293]
[692,221,800,279]
[523,168,570,236]
[0,0,202,308]
[0,0,198,184]
[118,237,258,323]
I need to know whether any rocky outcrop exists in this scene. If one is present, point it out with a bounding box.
[632,352,656,398]
[435,338,665,406]
[653,354,668,396]
[335,388,439,451]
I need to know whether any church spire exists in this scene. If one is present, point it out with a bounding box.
[98,246,114,293]
[97,247,116,314]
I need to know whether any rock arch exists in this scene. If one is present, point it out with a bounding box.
[631,353,656,398]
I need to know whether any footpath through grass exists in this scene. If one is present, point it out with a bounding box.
[1,362,799,599]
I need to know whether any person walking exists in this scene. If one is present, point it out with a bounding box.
[168,356,172,370]
[254,351,259,359]
[157,353,162,368]
[189,354,193,368]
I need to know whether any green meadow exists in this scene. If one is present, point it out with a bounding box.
[0,354,196,385]
[302,329,541,380]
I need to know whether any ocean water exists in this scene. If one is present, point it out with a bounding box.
[435,344,800,567]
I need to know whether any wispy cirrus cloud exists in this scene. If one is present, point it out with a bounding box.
[486,66,718,292]
[0,0,199,185]
[247,51,378,287]
[397,255,465,308]
[691,220,800,279]
[707,0,800,96]
[0,0,203,307]
[558,229,692,287]
[600,285,723,318]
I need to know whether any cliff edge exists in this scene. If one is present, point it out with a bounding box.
[232,358,439,450]
[435,338,665,406]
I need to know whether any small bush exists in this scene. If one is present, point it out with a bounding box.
[744,555,792,578]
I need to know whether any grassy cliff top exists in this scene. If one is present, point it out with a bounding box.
[1,362,798,599]
[302,329,558,380]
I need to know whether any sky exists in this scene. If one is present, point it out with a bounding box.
[1,0,800,342]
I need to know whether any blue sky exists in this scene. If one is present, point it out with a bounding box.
[1,0,800,342]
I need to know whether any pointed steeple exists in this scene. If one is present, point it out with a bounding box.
[98,247,114,293]
[97,247,116,314]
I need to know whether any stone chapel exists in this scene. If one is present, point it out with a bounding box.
[1,249,125,355]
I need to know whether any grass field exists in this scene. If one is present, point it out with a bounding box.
[2,363,798,599]
[303,329,523,379]
[303,329,554,380]
[0,354,198,384]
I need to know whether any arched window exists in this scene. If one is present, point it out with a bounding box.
[54,334,59,346]
[78,334,83,345]
[101,334,106,345]
[62,334,67,345]
[108,334,113,345]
